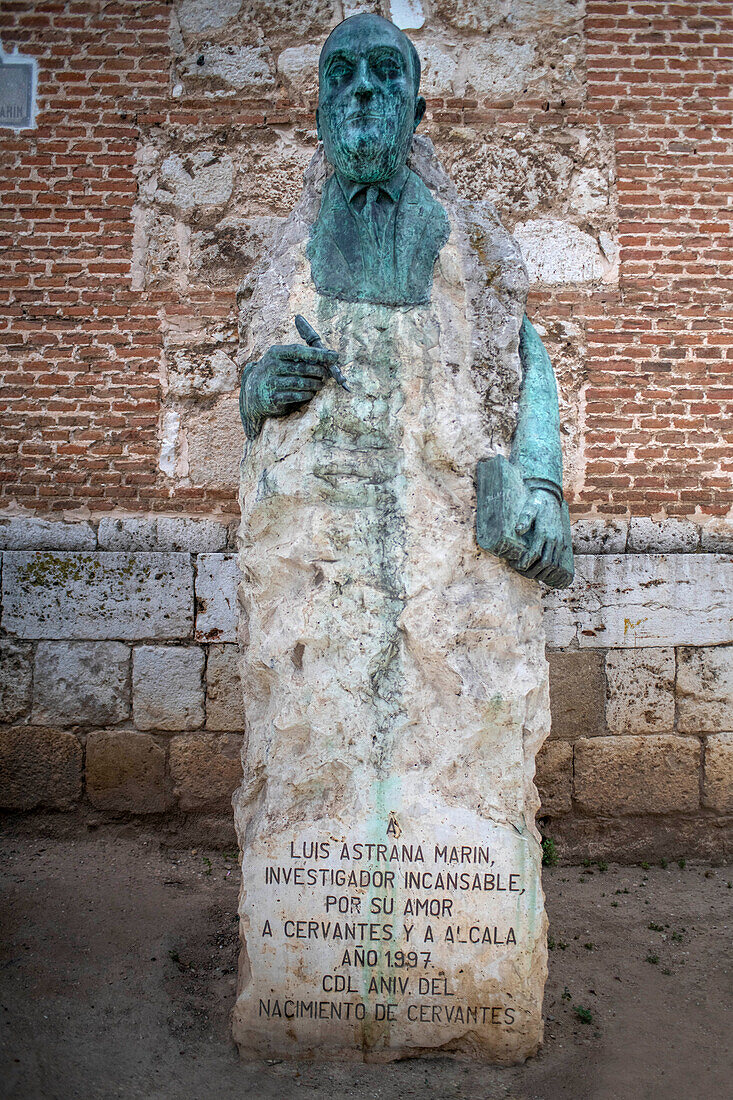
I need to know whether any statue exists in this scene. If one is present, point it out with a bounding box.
[239,13,572,585]
[233,13,573,1065]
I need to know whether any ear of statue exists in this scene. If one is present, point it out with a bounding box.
[413,96,426,131]
[316,106,322,141]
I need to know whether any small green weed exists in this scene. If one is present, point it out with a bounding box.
[573,1005,593,1024]
[542,837,559,867]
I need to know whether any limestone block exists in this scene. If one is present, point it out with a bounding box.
[97,516,228,553]
[0,517,95,551]
[179,45,275,95]
[627,517,700,554]
[703,733,733,813]
[434,0,581,32]
[168,347,238,398]
[605,648,675,735]
[2,552,194,641]
[0,640,33,722]
[543,554,733,649]
[514,219,618,285]
[177,0,241,34]
[0,727,82,810]
[536,740,572,816]
[571,517,628,555]
[418,44,458,97]
[677,646,733,733]
[132,209,182,290]
[574,735,700,815]
[157,152,234,213]
[206,643,243,730]
[195,554,240,642]
[277,44,321,99]
[132,645,204,731]
[235,0,338,37]
[547,650,605,740]
[440,126,615,230]
[185,394,242,488]
[701,518,733,554]
[231,134,316,217]
[389,0,425,30]
[32,642,130,726]
[86,730,171,813]
[190,215,282,288]
[169,733,242,811]
[460,39,537,99]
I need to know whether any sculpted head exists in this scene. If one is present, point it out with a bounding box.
[316,14,426,184]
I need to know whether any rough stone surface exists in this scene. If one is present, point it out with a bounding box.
[179,45,276,95]
[438,126,615,234]
[195,554,240,642]
[0,726,82,810]
[132,646,204,731]
[677,646,733,734]
[86,730,170,813]
[233,138,547,1063]
[434,0,581,34]
[168,347,238,398]
[605,648,675,735]
[177,0,241,34]
[32,642,130,726]
[97,516,228,553]
[700,518,733,554]
[206,644,243,730]
[535,740,572,816]
[571,517,628,555]
[547,650,605,741]
[190,215,282,288]
[574,735,700,816]
[185,394,242,488]
[157,152,235,213]
[2,552,194,641]
[170,734,242,811]
[514,219,618,285]
[277,44,321,98]
[703,733,733,813]
[543,554,733,649]
[0,640,33,722]
[627,517,700,554]
[0,518,96,551]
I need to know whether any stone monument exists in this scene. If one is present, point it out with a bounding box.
[232,14,573,1064]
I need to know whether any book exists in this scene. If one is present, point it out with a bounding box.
[476,455,574,589]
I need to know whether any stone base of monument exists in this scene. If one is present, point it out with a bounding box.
[232,799,545,1063]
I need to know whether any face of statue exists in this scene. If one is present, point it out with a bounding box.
[316,14,426,184]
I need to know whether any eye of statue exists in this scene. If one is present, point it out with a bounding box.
[326,56,354,83]
[371,49,403,82]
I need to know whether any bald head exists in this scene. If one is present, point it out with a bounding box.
[316,14,426,184]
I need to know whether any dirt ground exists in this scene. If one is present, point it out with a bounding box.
[0,832,730,1100]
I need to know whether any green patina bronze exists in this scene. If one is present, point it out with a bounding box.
[238,14,574,587]
[308,16,449,306]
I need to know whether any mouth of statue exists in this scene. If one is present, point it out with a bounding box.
[345,111,383,122]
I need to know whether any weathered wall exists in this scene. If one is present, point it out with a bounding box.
[1,1,732,857]
[1,517,731,859]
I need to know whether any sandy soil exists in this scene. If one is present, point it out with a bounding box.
[0,833,730,1100]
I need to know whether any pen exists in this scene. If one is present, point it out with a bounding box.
[294,314,351,392]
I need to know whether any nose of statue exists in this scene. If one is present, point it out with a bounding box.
[352,58,374,102]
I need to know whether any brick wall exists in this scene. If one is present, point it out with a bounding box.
[1,1,732,856]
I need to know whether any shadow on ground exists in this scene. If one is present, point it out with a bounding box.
[0,833,730,1099]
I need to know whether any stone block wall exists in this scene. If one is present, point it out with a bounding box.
[1,516,731,860]
[0,516,244,844]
